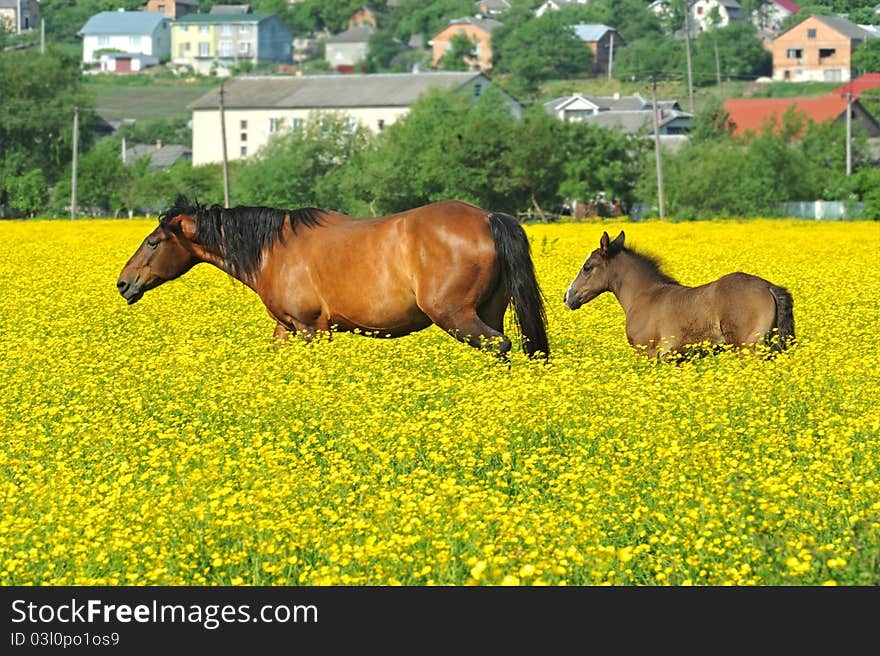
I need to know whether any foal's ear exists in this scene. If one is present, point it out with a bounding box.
[609,231,625,253]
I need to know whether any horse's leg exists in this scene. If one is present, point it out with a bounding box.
[428,307,512,357]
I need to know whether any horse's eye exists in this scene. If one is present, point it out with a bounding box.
[583,264,592,274]
[147,239,160,249]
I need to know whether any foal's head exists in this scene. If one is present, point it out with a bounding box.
[563,230,625,310]
[116,203,201,305]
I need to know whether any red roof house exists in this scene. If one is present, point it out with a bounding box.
[831,73,880,100]
[722,96,880,138]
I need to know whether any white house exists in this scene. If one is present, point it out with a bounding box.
[534,0,590,18]
[187,72,520,165]
[77,10,171,72]
[752,0,800,33]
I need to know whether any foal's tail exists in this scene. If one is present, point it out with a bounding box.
[768,284,796,352]
[488,212,549,359]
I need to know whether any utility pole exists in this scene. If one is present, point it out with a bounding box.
[71,106,79,220]
[41,18,45,54]
[219,82,230,208]
[651,75,666,221]
[682,1,695,114]
[845,85,852,176]
[608,33,615,81]
[714,38,722,91]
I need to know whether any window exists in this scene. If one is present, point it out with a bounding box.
[219,42,233,57]
[474,83,482,98]
[239,42,251,55]
[291,118,303,130]
[240,120,248,130]
[180,25,188,32]
[240,146,247,157]
[240,24,250,34]
[221,24,232,35]
[198,42,209,56]
[787,48,803,59]
[377,119,385,131]
[98,35,109,46]
[183,42,190,52]
[130,36,141,48]
[241,132,247,142]
[269,118,284,133]
[819,48,835,58]
[807,29,816,38]
[199,25,209,34]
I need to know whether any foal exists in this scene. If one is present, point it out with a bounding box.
[563,231,795,359]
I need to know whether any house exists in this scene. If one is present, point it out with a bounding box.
[0,0,39,33]
[721,96,880,138]
[187,72,520,165]
[690,0,744,33]
[534,0,589,18]
[77,11,171,73]
[171,13,292,75]
[544,93,692,145]
[475,0,511,16]
[751,0,799,34]
[145,0,198,20]
[324,25,373,72]
[573,24,625,76]
[771,14,878,82]
[832,73,880,100]
[649,0,744,33]
[123,140,192,170]
[430,16,502,71]
[348,6,379,29]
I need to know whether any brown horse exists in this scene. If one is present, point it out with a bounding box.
[563,231,795,359]
[117,196,549,359]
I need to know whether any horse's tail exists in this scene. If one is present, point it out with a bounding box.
[488,212,549,359]
[768,284,795,352]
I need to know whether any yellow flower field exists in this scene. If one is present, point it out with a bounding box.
[0,217,878,586]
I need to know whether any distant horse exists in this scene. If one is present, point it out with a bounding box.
[563,231,795,359]
[117,196,549,359]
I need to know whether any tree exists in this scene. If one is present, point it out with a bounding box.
[233,112,375,209]
[0,49,94,214]
[493,14,593,97]
[852,40,880,76]
[691,22,771,87]
[365,29,406,72]
[437,33,474,71]
[613,33,683,82]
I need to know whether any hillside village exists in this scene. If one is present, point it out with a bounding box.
[1,0,880,218]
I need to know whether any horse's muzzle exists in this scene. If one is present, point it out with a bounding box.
[117,278,143,305]
[563,289,583,310]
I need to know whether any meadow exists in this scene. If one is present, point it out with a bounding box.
[0,216,878,586]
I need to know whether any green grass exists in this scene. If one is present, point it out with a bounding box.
[85,73,221,122]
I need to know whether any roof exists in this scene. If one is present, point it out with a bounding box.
[210,4,251,13]
[581,109,692,133]
[832,73,880,100]
[722,96,849,136]
[573,24,618,42]
[327,25,374,43]
[778,14,875,41]
[77,11,168,36]
[544,93,678,113]
[188,72,491,110]
[441,16,503,34]
[174,12,273,24]
[771,0,800,12]
[125,143,191,170]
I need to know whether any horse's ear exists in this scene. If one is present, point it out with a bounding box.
[609,231,625,253]
[600,231,610,252]
[167,213,197,241]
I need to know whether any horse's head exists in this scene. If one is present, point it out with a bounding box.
[564,230,625,310]
[116,212,200,305]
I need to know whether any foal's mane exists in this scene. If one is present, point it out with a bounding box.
[159,195,323,282]
[621,245,680,285]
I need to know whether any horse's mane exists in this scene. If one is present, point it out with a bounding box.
[621,245,680,285]
[159,195,324,282]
